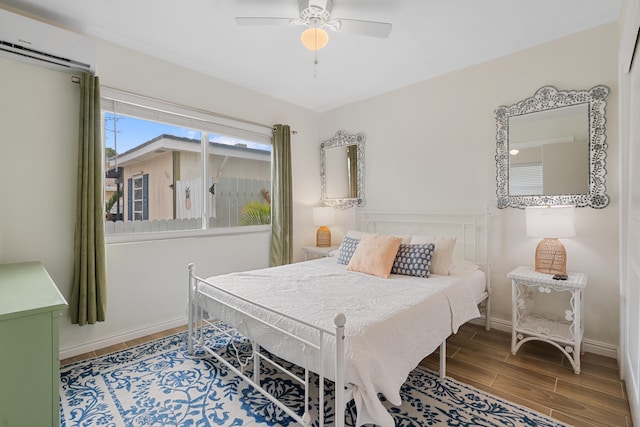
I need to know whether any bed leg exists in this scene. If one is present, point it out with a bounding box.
[485,297,491,331]
[187,263,195,355]
[253,342,261,386]
[439,340,446,379]
[484,206,492,332]
[334,314,346,427]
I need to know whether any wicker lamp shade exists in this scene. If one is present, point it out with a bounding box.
[313,207,335,248]
[526,206,575,275]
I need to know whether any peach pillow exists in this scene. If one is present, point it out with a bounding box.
[347,233,402,279]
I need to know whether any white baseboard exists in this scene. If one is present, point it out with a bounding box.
[469,317,618,359]
[583,338,619,359]
[59,315,619,361]
[59,316,188,360]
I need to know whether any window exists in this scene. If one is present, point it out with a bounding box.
[128,174,148,221]
[102,89,272,238]
[509,164,543,196]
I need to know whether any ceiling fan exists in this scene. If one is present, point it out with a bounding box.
[235,0,392,50]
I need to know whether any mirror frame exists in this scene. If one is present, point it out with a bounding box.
[320,130,366,209]
[495,85,610,209]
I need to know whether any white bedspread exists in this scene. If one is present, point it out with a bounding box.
[197,257,483,427]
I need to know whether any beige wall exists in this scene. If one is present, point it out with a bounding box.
[87,39,322,355]
[320,22,620,351]
[0,56,79,307]
[0,34,321,356]
[0,11,622,357]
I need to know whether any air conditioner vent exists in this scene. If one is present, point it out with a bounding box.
[0,8,95,73]
[0,40,91,71]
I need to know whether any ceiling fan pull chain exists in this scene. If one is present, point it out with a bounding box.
[314,54,318,78]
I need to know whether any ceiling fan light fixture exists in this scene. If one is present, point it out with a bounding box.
[301,27,328,50]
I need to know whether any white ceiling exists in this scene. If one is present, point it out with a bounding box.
[0,0,623,112]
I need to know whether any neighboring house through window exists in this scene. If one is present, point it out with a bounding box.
[102,88,273,240]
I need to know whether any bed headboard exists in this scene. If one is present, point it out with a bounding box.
[356,208,491,270]
[355,208,492,330]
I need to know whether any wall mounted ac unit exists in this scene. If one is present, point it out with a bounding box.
[0,8,95,73]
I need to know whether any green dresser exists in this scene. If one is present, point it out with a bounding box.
[0,262,68,427]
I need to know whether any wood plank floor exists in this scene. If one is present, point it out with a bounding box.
[421,323,633,427]
[61,322,633,427]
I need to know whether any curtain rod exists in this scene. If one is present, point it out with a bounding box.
[72,78,297,135]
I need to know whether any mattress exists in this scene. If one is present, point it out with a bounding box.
[196,256,484,427]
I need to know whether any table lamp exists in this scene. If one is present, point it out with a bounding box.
[313,207,335,247]
[526,205,576,275]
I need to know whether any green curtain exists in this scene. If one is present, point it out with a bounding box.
[270,124,293,266]
[348,144,358,198]
[70,73,107,325]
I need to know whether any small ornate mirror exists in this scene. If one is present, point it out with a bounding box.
[320,130,365,209]
[495,85,610,209]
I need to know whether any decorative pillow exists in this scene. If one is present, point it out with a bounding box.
[347,234,402,279]
[410,235,457,275]
[391,243,435,278]
[336,235,361,265]
[345,230,364,240]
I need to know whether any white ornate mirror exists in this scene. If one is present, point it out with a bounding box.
[320,130,365,209]
[495,85,610,209]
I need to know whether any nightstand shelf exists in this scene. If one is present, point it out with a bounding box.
[303,245,338,261]
[508,266,587,374]
[517,315,573,342]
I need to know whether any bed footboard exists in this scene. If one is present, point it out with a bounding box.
[187,263,348,427]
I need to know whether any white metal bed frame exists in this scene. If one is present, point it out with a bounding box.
[357,208,492,331]
[187,208,491,427]
[188,267,348,426]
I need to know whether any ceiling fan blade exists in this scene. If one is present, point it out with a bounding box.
[235,17,295,26]
[334,18,392,38]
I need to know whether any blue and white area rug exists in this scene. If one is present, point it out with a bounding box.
[60,324,568,426]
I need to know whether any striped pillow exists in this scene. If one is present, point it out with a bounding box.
[336,236,360,265]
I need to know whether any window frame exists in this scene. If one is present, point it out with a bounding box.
[101,88,273,244]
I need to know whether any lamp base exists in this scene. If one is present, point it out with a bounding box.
[534,237,567,275]
[316,226,331,247]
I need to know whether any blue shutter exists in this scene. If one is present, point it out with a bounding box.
[142,173,149,220]
[127,178,133,220]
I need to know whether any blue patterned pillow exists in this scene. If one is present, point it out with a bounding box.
[391,243,435,278]
[336,236,360,265]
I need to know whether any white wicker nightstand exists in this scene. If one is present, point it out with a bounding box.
[303,246,338,261]
[507,266,587,374]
